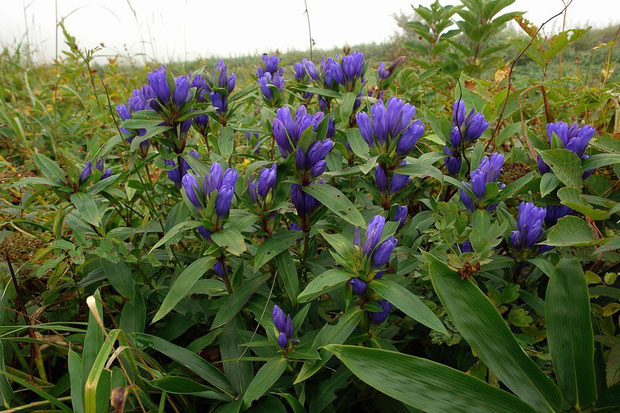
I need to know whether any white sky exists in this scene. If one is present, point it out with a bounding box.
[2,0,618,62]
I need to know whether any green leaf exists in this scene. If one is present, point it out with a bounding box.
[149,377,224,399]
[34,153,63,181]
[149,220,202,253]
[133,333,234,397]
[297,269,353,303]
[369,279,447,334]
[211,274,270,329]
[538,149,583,188]
[254,231,304,272]
[496,172,534,201]
[325,345,536,413]
[395,162,444,182]
[220,126,235,159]
[84,329,120,413]
[212,227,247,256]
[152,256,216,323]
[70,193,101,227]
[540,173,560,198]
[276,251,299,305]
[340,92,357,125]
[242,357,287,408]
[99,258,135,300]
[302,184,366,228]
[546,259,596,409]
[425,253,562,412]
[557,187,608,220]
[295,307,363,383]
[542,216,597,247]
[68,348,84,413]
[345,128,369,159]
[582,153,620,170]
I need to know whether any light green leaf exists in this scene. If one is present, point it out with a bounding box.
[302,184,366,227]
[297,269,353,303]
[152,256,216,323]
[538,149,583,188]
[70,193,101,227]
[212,227,247,256]
[425,253,562,412]
[542,216,597,247]
[325,345,536,413]
[370,279,447,334]
[242,357,287,408]
[546,259,596,409]
[211,274,270,329]
[254,231,304,272]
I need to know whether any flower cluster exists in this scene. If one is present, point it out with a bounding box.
[460,153,505,212]
[356,97,425,161]
[247,163,277,204]
[510,202,547,253]
[354,215,399,270]
[257,55,283,78]
[444,100,489,175]
[293,59,314,100]
[79,158,112,185]
[272,106,325,158]
[196,60,236,118]
[164,150,199,186]
[290,179,324,220]
[258,72,284,106]
[117,88,149,149]
[375,161,411,197]
[295,139,333,182]
[181,163,237,239]
[272,305,296,350]
[537,122,595,179]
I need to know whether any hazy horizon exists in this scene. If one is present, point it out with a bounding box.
[2,0,619,63]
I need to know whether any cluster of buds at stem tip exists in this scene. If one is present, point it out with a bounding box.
[510,202,551,255]
[272,106,325,158]
[117,87,149,151]
[295,139,333,183]
[272,305,297,350]
[460,153,505,212]
[537,121,595,179]
[192,60,236,122]
[355,97,425,163]
[375,161,411,197]
[164,150,199,186]
[293,59,315,100]
[257,55,283,78]
[258,72,284,107]
[78,158,112,186]
[247,163,277,204]
[353,215,398,272]
[444,100,489,175]
[180,163,238,240]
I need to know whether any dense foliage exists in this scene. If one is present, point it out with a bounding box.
[1,0,619,412]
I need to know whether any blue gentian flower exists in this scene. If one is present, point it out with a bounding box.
[460,153,505,212]
[369,300,393,324]
[510,202,547,250]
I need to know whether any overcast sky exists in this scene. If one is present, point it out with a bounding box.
[2,0,618,62]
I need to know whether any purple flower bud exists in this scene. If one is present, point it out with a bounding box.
[205,163,223,194]
[228,73,236,94]
[393,205,408,228]
[247,179,258,203]
[258,163,277,198]
[272,118,291,157]
[214,261,227,277]
[197,226,212,240]
[511,202,547,250]
[210,92,228,113]
[222,168,238,188]
[444,147,462,176]
[356,112,374,146]
[460,183,475,212]
[95,158,104,171]
[101,168,112,180]
[372,236,398,268]
[182,173,202,209]
[272,305,287,332]
[147,66,170,103]
[215,185,234,217]
[290,183,304,214]
[450,126,461,149]
[173,76,190,107]
[277,332,288,349]
[128,89,146,112]
[544,205,572,228]
[460,240,473,253]
[370,102,388,143]
[342,52,364,83]
[79,161,92,183]
[310,160,327,178]
[463,111,488,142]
[164,159,181,185]
[354,227,362,249]
[294,62,306,81]
[453,100,465,127]
[295,146,307,170]
[305,60,319,81]
[537,156,551,174]
[396,120,424,155]
[326,118,335,139]
[375,165,388,193]
[116,104,131,121]
[389,172,410,194]
[363,215,386,256]
[350,278,367,296]
[369,300,393,324]
[378,62,389,80]
[284,315,294,338]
